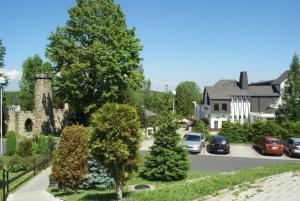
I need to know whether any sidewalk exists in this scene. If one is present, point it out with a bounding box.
[7,167,61,201]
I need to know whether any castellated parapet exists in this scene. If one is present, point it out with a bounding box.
[6,73,68,136]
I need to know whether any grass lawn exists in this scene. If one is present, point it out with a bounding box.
[49,162,300,201]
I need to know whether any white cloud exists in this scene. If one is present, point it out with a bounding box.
[0,69,21,80]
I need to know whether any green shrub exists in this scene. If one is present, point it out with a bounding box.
[17,138,32,157]
[220,121,247,143]
[52,125,89,191]
[6,131,17,156]
[79,157,114,190]
[192,120,210,140]
[142,112,190,181]
[7,155,45,172]
[48,136,56,157]
[32,135,48,155]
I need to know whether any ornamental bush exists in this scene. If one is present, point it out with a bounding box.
[79,157,114,190]
[52,125,89,191]
[192,120,211,140]
[141,112,190,181]
[17,138,32,157]
[6,131,17,156]
[32,135,48,155]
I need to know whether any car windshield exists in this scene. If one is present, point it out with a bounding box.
[212,137,227,144]
[185,135,201,141]
[266,140,282,145]
[295,142,300,146]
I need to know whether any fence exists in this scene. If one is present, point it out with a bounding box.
[0,158,49,201]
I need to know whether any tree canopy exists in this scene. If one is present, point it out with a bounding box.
[175,81,201,117]
[90,103,141,200]
[19,55,52,110]
[276,55,300,122]
[46,0,144,124]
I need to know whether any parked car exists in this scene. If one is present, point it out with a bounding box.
[183,132,205,153]
[283,138,300,157]
[255,136,283,156]
[208,135,230,154]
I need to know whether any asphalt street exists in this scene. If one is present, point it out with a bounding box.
[140,151,299,172]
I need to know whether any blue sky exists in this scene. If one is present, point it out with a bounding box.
[0,0,300,91]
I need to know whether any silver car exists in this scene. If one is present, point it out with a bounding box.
[183,132,205,153]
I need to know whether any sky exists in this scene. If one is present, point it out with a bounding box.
[1,0,300,92]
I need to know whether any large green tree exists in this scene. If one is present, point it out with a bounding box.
[46,0,144,124]
[276,55,300,122]
[90,103,141,200]
[175,81,201,117]
[19,55,52,110]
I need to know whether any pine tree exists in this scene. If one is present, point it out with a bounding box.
[276,55,300,122]
[142,112,190,181]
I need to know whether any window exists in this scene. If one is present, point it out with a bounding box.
[221,104,227,111]
[214,121,218,128]
[214,103,219,111]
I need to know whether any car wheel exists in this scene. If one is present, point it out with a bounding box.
[289,150,293,157]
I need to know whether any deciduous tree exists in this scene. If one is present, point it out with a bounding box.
[175,81,201,117]
[46,0,144,124]
[19,55,52,110]
[90,103,141,200]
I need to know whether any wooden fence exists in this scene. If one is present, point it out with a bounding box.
[0,158,49,201]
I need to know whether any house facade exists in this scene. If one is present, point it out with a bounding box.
[199,71,288,130]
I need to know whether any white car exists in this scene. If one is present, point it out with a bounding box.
[183,132,206,153]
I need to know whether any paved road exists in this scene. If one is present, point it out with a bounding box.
[7,167,61,201]
[140,151,299,172]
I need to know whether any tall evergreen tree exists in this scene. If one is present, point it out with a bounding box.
[46,0,144,124]
[276,55,300,122]
[19,55,52,110]
[141,112,190,181]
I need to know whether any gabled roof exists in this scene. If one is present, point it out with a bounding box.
[204,71,286,100]
[271,70,288,85]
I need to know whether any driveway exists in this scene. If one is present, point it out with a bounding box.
[140,137,300,161]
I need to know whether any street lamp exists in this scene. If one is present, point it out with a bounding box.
[0,76,5,156]
[192,101,197,119]
[172,90,176,116]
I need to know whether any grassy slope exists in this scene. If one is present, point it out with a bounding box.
[50,162,300,201]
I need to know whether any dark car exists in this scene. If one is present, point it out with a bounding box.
[283,138,300,157]
[255,136,284,156]
[208,135,230,154]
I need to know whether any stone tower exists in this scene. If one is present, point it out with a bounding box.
[32,73,55,134]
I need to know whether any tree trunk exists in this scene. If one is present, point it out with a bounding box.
[116,181,123,200]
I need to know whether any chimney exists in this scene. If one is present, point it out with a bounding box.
[239,71,249,90]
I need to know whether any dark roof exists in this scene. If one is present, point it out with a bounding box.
[271,70,288,85]
[145,110,156,117]
[205,71,287,100]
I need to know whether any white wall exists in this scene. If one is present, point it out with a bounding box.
[230,96,251,124]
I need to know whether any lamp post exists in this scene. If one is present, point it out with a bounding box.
[172,90,176,116]
[0,76,5,156]
[192,101,197,119]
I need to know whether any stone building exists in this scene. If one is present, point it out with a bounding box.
[6,73,68,135]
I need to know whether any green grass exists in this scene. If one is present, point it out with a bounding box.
[49,162,300,201]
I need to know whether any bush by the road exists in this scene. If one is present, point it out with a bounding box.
[6,131,17,156]
[17,138,32,157]
[220,120,300,143]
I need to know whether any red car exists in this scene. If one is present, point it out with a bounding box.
[255,136,284,156]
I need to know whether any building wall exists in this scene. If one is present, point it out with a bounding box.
[250,97,278,113]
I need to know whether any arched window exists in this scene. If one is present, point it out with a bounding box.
[25,118,33,132]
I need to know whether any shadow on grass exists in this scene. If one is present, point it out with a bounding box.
[50,188,131,201]
[80,192,130,201]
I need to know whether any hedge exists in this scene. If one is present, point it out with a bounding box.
[220,120,300,143]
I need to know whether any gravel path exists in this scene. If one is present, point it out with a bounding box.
[7,167,62,201]
[201,171,300,201]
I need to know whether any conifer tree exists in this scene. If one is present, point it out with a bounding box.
[276,55,300,122]
[142,112,190,181]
